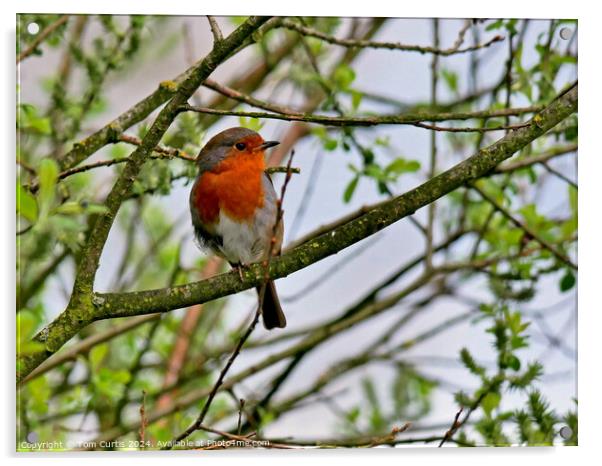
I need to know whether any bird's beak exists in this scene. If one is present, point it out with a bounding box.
[257,140,280,151]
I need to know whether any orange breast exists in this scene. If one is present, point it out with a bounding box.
[194,151,266,224]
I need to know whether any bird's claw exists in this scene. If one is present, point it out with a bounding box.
[233,263,245,282]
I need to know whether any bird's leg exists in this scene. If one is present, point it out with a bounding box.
[231,262,245,282]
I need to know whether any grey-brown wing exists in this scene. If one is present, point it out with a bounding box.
[261,173,284,254]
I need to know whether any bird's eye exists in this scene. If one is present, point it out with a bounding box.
[235,142,246,151]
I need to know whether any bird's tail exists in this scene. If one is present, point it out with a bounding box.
[257,281,286,329]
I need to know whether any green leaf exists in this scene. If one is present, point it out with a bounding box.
[54,201,84,215]
[507,355,522,371]
[386,158,421,175]
[17,184,38,222]
[323,139,338,151]
[441,69,458,93]
[482,391,501,416]
[504,19,518,35]
[568,185,577,216]
[351,90,363,111]
[17,309,44,356]
[85,203,109,215]
[460,348,486,377]
[508,362,543,389]
[89,343,108,371]
[345,406,360,423]
[364,163,384,180]
[237,116,264,132]
[28,376,51,415]
[18,339,46,356]
[375,136,390,147]
[18,103,52,135]
[347,163,360,174]
[519,204,543,229]
[343,176,359,203]
[486,19,504,31]
[333,64,356,90]
[560,270,576,292]
[510,335,528,350]
[564,125,578,141]
[38,158,59,216]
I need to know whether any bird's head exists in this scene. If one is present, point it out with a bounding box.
[196,127,280,172]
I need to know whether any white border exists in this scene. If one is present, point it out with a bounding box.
[4,1,600,465]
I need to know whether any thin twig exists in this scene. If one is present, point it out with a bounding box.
[16,159,36,176]
[156,258,221,413]
[265,166,300,175]
[48,15,88,156]
[438,407,463,447]
[287,153,323,241]
[411,120,529,133]
[368,423,413,447]
[237,398,245,435]
[449,20,472,52]
[280,19,504,56]
[541,161,577,188]
[19,314,160,385]
[117,133,196,160]
[426,19,440,270]
[281,235,380,303]
[494,144,577,173]
[206,16,223,44]
[138,390,148,448]
[438,388,491,447]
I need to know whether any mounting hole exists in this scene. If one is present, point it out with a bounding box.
[559,425,573,439]
[559,27,573,40]
[27,22,40,35]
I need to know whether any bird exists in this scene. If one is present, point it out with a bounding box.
[189,127,286,330]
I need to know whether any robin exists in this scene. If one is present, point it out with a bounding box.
[189,127,286,329]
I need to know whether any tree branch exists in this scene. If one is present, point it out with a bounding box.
[179,103,542,131]
[493,143,577,173]
[17,84,577,384]
[91,85,576,319]
[425,18,440,269]
[17,16,272,384]
[21,314,159,384]
[206,16,223,44]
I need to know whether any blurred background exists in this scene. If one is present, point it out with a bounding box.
[17,15,577,448]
